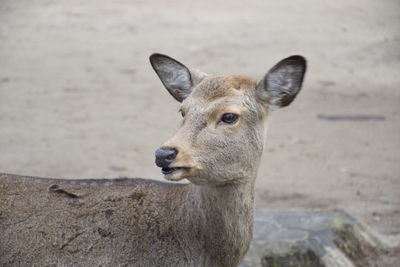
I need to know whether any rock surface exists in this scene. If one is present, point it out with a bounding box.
[241,209,399,267]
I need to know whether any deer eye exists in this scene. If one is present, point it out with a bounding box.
[179,108,185,117]
[221,113,239,124]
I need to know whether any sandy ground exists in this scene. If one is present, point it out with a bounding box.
[0,0,399,247]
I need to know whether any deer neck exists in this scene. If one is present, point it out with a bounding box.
[184,178,256,266]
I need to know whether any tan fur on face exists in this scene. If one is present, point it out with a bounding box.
[191,75,256,101]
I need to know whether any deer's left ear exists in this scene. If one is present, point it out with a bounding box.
[256,55,306,109]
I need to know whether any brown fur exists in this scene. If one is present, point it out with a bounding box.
[0,174,252,267]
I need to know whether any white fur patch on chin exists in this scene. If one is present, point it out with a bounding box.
[163,168,186,182]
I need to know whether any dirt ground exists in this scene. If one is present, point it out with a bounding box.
[0,0,399,248]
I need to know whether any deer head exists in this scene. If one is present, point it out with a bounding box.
[150,54,306,186]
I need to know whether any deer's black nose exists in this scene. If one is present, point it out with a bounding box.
[155,148,177,168]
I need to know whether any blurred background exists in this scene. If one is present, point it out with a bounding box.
[0,0,399,238]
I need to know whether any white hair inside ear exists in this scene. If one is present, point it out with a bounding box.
[150,53,208,102]
[256,55,307,110]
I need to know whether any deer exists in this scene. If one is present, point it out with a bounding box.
[0,53,306,267]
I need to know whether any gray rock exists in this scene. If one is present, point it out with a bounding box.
[241,209,399,267]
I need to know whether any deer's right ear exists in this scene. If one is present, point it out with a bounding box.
[150,53,206,102]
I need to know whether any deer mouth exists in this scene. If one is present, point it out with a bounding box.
[161,167,191,181]
[161,167,177,175]
[161,167,187,175]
